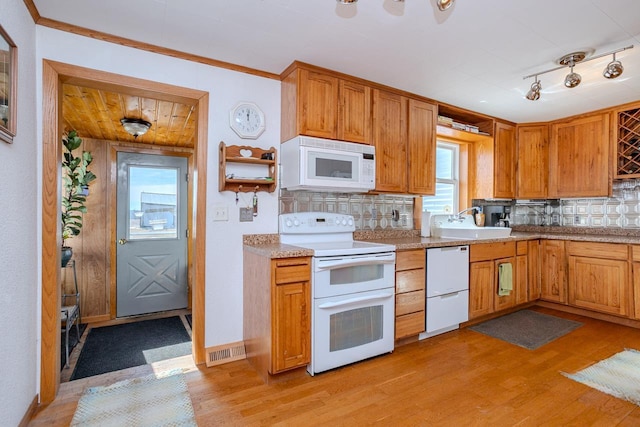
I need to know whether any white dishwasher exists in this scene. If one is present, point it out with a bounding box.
[419,245,469,339]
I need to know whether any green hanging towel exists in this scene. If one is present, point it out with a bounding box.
[498,263,513,296]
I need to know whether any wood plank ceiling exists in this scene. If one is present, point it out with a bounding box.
[62,84,196,148]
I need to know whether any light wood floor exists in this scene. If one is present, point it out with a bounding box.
[30,307,640,426]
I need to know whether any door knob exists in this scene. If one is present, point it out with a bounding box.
[118,238,127,245]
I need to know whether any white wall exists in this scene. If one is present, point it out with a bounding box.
[0,1,39,425]
[35,28,281,350]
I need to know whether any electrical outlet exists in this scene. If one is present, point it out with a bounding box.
[574,215,580,224]
[213,204,228,221]
[371,207,377,219]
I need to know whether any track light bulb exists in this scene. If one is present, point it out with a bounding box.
[436,0,454,11]
[526,79,542,101]
[603,53,624,79]
[564,64,581,88]
[337,0,358,3]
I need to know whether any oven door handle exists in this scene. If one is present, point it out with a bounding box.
[317,291,394,309]
[315,255,395,271]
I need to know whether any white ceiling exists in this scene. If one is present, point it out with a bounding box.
[33,0,640,123]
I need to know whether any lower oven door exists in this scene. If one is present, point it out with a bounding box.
[309,288,395,375]
[313,251,396,298]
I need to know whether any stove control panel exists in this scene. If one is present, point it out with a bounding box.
[279,212,355,234]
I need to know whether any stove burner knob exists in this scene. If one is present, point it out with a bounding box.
[347,218,353,226]
[285,219,293,227]
[293,219,300,226]
[341,218,347,225]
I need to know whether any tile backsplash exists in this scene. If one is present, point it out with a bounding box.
[279,190,415,230]
[514,180,640,229]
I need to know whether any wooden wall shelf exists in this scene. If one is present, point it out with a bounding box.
[615,106,640,178]
[219,142,277,193]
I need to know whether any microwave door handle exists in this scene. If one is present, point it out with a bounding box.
[315,256,395,271]
[317,292,394,309]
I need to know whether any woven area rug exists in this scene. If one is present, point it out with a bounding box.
[563,349,640,406]
[71,370,197,426]
[469,309,583,350]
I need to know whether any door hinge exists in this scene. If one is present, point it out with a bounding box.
[186,229,190,238]
[186,173,189,182]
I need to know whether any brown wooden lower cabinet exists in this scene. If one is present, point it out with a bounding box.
[567,241,630,317]
[633,246,640,320]
[469,241,525,319]
[395,249,425,338]
[244,252,311,378]
[540,240,566,303]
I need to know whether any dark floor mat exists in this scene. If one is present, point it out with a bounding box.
[468,309,583,350]
[71,316,191,380]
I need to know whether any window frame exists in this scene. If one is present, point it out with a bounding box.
[423,141,460,214]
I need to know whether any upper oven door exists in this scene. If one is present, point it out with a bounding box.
[313,251,396,298]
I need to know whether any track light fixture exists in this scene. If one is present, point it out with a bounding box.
[523,45,633,101]
[603,52,624,79]
[526,77,542,101]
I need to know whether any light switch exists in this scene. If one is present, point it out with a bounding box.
[213,204,228,221]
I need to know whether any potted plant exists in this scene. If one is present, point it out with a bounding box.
[61,130,96,267]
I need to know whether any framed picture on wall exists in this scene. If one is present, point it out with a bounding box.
[0,24,17,144]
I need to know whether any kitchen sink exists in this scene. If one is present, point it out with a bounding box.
[430,214,512,240]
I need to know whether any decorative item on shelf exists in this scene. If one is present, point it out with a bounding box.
[61,130,96,267]
[219,142,276,193]
[229,102,265,139]
[523,45,633,101]
[120,118,151,138]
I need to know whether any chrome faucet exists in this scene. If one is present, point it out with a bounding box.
[448,207,481,223]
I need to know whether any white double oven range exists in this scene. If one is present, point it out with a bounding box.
[279,212,396,376]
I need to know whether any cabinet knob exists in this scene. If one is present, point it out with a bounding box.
[118,238,127,245]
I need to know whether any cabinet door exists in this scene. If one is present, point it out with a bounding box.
[549,114,610,198]
[273,281,310,373]
[494,122,516,198]
[515,254,528,305]
[338,80,372,144]
[633,261,640,320]
[494,257,516,312]
[517,124,549,199]
[469,261,494,319]
[527,240,541,300]
[373,89,408,192]
[299,69,339,139]
[568,256,629,317]
[540,240,566,303]
[408,99,437,195]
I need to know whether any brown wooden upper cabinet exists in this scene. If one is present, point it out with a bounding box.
[373,89,408,192]
[549,113,610,198]
[280,65,372,144]
[516,124,549,199]
[493,122,516,198]
[408,99,437,195]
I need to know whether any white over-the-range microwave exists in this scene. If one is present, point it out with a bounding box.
[280,136,376,192]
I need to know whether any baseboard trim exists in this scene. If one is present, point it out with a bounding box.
[19,394,38,427]
[535,301,640,329]
[205,341,246,367]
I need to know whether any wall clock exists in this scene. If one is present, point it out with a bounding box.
[229,102,265,139]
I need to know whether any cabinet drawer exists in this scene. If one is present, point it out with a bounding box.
[396,289,425,316]
[395,311,425,339]
[470,241,516,262]
[516,241,528,256]
[567,241,628,260]
[396,268,425,293]
[274,258,311,284]
[396,249,425,271]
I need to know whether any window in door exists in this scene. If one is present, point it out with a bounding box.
[423,142,459,214]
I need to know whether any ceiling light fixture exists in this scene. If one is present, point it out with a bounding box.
[436,0,455,11]
[523,45,633,101]
[120,118,151,138]
[603,52,624,79]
